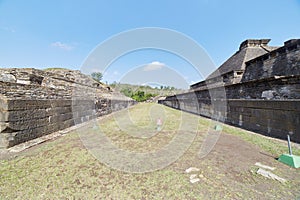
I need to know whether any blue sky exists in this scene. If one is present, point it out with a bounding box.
[0,0,300,88]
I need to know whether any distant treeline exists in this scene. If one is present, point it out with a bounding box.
[109,82,185,102]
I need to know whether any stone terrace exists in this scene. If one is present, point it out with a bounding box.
[0,68,135,148]
[159,39,300,143]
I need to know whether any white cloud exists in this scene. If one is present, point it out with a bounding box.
[143,61,165,71]
[51,41,74,51]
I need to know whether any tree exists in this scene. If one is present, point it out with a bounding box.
[91,72,103,82]
[130,90,157,102]
[121,88,133,97]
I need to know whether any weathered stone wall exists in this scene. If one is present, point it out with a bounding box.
[0,98,135,148]
[226,100,299,141]
[159,39,300,143]
[0,68,136,148]
[159,97,300,142]
[242,39,300,82]
[191,75,300,100]
[226,75,300,99]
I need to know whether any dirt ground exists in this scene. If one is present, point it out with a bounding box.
[1,103,300,199]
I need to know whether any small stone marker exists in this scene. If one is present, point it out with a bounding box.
[190,177,200,184]
[156,118,162,131]
[185,167,200,173]
[255,162,275,171]
[190,174,197,179]
[256,168,286,183]
[185,168,201,184]
[189,174,200,183]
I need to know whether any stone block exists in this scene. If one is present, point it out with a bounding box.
[49,113,73,123]
[50,100,72,107]
[0,135,8,148]
[6,99,51,111]
[62,119,75,128]
[0,111,9,122]
[0,109,49,122]
[47,106,72,115]
[0,73,16,83]
[0,122,9,132]
[0,117,49,132]
[294,101,300,111]
[0,98,8,111]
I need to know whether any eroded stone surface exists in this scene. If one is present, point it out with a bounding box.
[0,68,136,148]
[159,39,300,143]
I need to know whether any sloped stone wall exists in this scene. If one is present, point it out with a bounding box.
[0,69,136,148]
[242,39,300,82]
[0,97,135,148]
[159,39,300,143]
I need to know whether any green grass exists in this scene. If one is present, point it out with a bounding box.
[221,124,300,156]
[186,110,300,157]
[0,103,299,199]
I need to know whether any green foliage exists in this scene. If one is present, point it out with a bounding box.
[120,88,133,97]
[110,83,185,100]
[130,90,156,102]
[117,84,160,102]
[91,72,103,82]
[120,88,156,102]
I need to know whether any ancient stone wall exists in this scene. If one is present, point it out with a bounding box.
[159,39,300,143]
[159,97,300,142]
[226,100,299,141]
[0,68,136,148]
[242,39,300,82]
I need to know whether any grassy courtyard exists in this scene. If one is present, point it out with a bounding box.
[0,103,300,199]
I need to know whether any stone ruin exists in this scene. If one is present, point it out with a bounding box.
[0,68,136,148]
[159,39,300,142]
[1,39,299,148]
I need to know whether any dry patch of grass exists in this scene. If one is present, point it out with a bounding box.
[0,103,299,199]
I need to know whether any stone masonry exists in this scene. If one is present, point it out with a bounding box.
[159,39,300,143]
[0,68,136,148]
